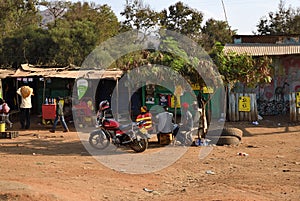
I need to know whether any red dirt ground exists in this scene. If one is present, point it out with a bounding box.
[0,115,299,201]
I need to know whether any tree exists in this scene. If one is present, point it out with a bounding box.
[159,1,203,41]
[256,0,300,35]
[1,25,52,68]
[211,42,272,91]
[207,43,273,124]
[201,18,234,52]
[45,1,120,66]
[61,2,119,44]
[218,53,272,90]
[48,19,98,66]
[121,0,159,34]
[39,0,71,27]
[0,0,40,39]
[0,0,45,68]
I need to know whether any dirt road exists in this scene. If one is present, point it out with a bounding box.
[0,115,299,201]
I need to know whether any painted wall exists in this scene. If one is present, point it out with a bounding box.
[256,55,300,115]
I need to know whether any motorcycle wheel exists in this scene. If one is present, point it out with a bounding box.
[89,129,110,150]
[130,135,148,153]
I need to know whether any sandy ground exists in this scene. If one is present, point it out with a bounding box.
[0,115,299,201]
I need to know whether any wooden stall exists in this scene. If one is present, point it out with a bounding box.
[228,93,258,122]
[289,92,300,122]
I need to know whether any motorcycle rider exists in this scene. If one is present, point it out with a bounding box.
[96,100,113,123]
[90,100,149,152]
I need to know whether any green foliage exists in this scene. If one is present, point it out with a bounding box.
[48,19,98,65]
[0,1,120,67]
[159,1,203,39]
[0,0,40,27]
[256,0,300,35]
[1,25,51,68]
[201,18,235,51]
[39,0,71,26]
[62,2,119,44]
[46,2,120,66]
[213,45,273,89]
[121,0,159,34]
[0,0,40,48]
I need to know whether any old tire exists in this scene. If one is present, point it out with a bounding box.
[206,127,243,141]
[222,127,243,140]
[207,135,240,146]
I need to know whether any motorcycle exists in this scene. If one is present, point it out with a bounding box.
[89,117,149,153]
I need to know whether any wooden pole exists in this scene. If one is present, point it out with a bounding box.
[43,78,46,104]
[116,78,119,121]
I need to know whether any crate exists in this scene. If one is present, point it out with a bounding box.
[159,133,173,145]
[42,104,56,119]
[0,131,19,139]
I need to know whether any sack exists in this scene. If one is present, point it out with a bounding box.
[20,86,33,98]
[2,103,10,114]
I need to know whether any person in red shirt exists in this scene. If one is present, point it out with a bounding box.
[136,106,153,136]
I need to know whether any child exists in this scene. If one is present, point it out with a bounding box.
[0,98,13,128]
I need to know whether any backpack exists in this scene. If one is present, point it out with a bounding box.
[2,103,10,114]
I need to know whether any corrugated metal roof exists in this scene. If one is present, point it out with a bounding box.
[223,43,300,56]
[9,64,123,80]
[20,63,69,72]
[0,69,15,79]
[43,70,123,79]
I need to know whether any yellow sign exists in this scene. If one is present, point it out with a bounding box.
[191,83,200,90]
[203,86,214,94]
[239,96,251,112]
[296,92,300,108]
[170,95,181,108]
[174,85,183,96]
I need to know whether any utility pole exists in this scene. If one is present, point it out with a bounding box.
[221,0,232,35]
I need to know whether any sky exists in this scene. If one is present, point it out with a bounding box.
[69,0,300,35]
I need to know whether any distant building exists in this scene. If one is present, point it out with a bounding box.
[224,35,300,117]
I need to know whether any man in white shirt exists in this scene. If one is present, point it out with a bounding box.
[16,86,34,129]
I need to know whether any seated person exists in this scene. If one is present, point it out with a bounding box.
[181,102,193,132]
[155,106,179,142]
[175,102,194,145]
[136,106,153,134]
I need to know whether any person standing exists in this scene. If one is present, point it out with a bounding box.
[49,97,69,133]
[16,86,34,129]
[192,101,200,127]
